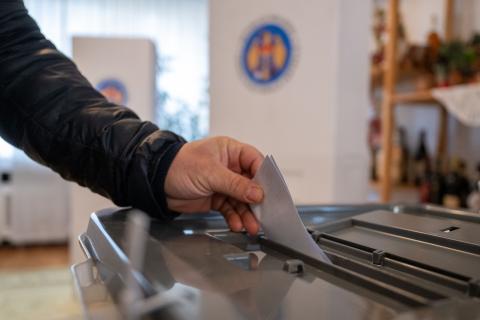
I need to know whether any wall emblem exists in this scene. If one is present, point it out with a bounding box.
[242,22,293,86]
[96,79,128,105]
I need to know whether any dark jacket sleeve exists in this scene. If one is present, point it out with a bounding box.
[0,1,186,220]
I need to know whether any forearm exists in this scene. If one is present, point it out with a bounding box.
[0,2,185,219]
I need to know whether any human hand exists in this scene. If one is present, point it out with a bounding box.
[164,136,264,235]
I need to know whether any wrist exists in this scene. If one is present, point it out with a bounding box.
[151,140,186,218]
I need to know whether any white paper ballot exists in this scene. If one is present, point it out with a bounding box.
[250,155,331,264]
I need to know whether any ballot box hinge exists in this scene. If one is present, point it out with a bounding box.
[372,250,386,266]
[283,259,304,274]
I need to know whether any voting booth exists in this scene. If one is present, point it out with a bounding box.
[209,0,372,204]
[70,37,156,263]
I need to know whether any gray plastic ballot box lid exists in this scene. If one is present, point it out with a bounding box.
[72,204,480,319]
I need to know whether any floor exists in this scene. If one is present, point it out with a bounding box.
[0,244,82,320]
[0,244,69,270]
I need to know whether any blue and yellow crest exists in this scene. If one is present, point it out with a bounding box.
[96,79,128,105]
[242,23,292,85]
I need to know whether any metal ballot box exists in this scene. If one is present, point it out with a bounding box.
[71,205,480,319]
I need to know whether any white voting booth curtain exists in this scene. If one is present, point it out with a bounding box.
[24,0,209,140]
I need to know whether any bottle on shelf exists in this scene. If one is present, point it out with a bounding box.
[425,14,441,73]
[429,158,445,205]
[390,128,403,185]
[413,130,430,186]
[416,14,441,90]
[457,159,472,208]
[368,115,382,182]
[419,165,432,204]
[443,158,471,209]
[467,163,480,211]
[398,127,410,185]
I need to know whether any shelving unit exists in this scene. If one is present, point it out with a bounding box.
[378,0,454,202]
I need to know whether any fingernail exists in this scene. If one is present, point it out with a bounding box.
[246,185,263,202]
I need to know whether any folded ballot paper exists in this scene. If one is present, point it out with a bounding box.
[250,155,331,264]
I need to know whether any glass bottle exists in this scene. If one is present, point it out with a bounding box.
[467,164,480,211]
[413,130,430,186]
[429,159,445,205]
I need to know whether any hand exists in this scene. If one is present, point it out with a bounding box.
[164,136,264,235]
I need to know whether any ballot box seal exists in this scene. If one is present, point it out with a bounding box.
[241,19,295,88]
[96,78,128,105]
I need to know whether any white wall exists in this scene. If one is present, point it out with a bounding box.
[332,1,372,201]
[210,0,371,204]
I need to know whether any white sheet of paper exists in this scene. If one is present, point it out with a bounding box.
[250,155,331,264]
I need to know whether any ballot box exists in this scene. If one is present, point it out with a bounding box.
[71,205,480,319]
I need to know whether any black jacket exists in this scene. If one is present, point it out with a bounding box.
[0,1,186,220]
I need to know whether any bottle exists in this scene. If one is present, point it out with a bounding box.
[443,159,461,209]
[413,130,430,186]
[391,128,402,185]
[457,159,471,208]
[398,127,410,184]
[419,166,432,203]
[467,182,480,211]
[429,159,445,205]
[368,116,381,182]
[425,14,441,73]
[443,158,471,209]
[467,163,480,211]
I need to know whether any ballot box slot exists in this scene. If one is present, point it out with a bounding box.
[259,237,434,308]
[262,236,451,301]
[317,232,469,281]
[315,231,473,296]
[314,232,479,297]
[393,204,480,224]
[316,234,372,261]
[352,218,480,255]
[208,223,472,301]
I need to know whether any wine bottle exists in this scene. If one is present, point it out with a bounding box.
[429,159,445,205]
[419,166,432,203]
[398,127,410,184]
[368,116,381,182]
[391,128,402,185]
[413,130,430,186]
[443,158,471,208]
[467,163,480,211]
[457,159,471,208]
[443,160,461,209]
[425,14,441,73]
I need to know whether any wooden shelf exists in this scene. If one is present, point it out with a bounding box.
[371,65,427,86]
[393,90,440,105]
[370,181,418,191]
[377,0,454,203]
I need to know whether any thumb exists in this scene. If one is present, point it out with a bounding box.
[209,166,264,203]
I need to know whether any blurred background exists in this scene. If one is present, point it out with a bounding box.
[1,0,480,318]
